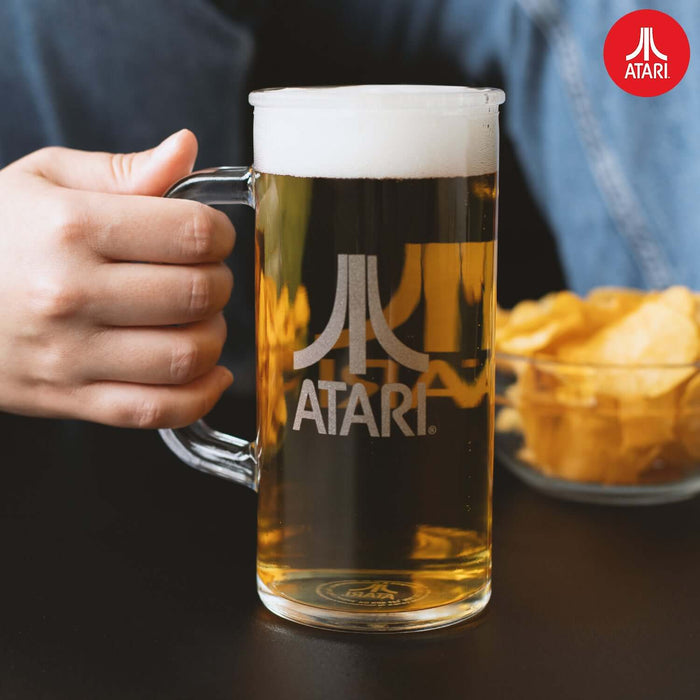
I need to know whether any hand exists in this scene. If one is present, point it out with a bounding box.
[0,130,235,428]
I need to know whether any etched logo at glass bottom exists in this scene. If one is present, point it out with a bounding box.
[316,580,430,608]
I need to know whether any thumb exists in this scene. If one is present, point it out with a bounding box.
[26,129,199,196]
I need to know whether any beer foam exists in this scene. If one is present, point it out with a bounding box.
[249,86,505,179]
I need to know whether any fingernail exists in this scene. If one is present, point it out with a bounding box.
[155,129,187,157]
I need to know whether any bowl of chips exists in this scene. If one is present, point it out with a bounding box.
[495,286,700,504]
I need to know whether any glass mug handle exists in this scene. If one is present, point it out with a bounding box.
[158,166,259,491]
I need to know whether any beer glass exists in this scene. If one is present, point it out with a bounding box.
[160,85,505,632]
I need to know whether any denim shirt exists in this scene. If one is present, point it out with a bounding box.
[0,0,698,294]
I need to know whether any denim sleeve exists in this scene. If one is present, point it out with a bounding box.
[305,0,699,293]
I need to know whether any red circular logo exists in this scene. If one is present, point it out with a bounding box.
[604,10,690,97]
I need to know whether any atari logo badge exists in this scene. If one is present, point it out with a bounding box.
[604,10,690,97]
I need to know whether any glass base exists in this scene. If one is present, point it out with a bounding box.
[257,574,490,633]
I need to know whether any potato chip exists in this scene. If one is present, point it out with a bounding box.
[495,306,511,331]
[530,404,622,483]
[557,293,699,397]
[657,285,696,318]
[517,392,566,477]
[551,364,601,408]
[496,292,587,355]
[502,298,544,330]
[293,286,310,327]
[584,286,644,329]
[495,406,522,433]
[585,286,645,307]
[607,445,663,484]
[619,389,677,452]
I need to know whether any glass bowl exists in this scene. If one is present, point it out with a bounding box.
[495,353,700,505]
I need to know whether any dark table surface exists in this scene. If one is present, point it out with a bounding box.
[1,399,699,700]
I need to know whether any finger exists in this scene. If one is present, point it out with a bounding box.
[90,262,233,326]
[81,191,236,263]
[83,315,227,385]
[71,366,234,429]
[26,130,198,196]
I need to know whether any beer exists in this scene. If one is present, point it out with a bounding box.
[251,86,500,630]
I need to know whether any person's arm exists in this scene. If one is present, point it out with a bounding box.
[0,130,235,427]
